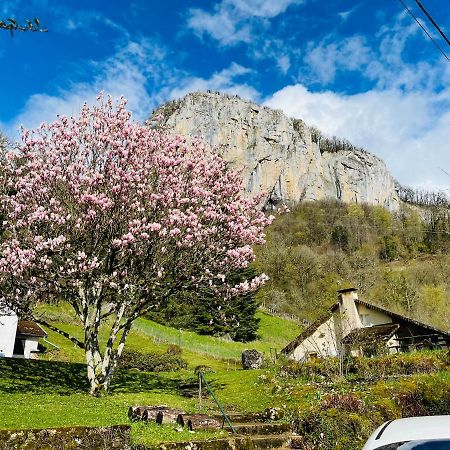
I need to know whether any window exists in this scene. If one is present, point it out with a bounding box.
[360,314,371,326]
[374,440,450,449]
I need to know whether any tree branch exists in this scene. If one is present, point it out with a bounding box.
[34,318,85,349]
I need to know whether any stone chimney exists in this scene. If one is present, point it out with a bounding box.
[337,288,362,339]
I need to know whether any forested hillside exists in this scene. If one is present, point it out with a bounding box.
[254,200,450,331]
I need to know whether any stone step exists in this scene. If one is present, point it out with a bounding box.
[243,434,294,449]
[226,422,291,436]
[146,433,294,450]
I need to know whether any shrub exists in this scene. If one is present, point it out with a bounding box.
[290,374,450,450]
[166,344,182,355]
[322,393,365,413]
[280,351,448,381]
[292,407,375,450]
[119,350,187,372]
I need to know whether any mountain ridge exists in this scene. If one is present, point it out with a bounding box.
[151,91,400,210]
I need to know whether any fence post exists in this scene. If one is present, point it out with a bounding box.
[198,372,202,412]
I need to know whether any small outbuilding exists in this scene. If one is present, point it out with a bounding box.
[282,288,450,361]
[0,309,47,359]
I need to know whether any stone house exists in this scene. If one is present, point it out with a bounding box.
[282,288,450,360]
[0,309,47,358]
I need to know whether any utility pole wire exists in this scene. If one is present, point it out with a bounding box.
[414,0,450,47]
[439,167,450,179]
[397,0,450,63]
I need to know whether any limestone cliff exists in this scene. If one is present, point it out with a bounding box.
[151,92,400,210]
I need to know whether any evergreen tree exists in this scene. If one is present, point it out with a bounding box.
[148,268,260,342]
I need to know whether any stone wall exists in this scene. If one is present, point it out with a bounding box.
[0,425,130,450]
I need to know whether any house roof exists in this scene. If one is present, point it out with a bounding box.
[281,298,450,355]
[341,323,399,345]
[16,320,47,338]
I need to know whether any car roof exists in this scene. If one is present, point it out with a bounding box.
[363,416,450,449]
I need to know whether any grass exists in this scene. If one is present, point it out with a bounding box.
[131,422,228,446]
[133,311,301,360]
[1,303,297,445]
[36,303,301,369]
[0,358,271,445]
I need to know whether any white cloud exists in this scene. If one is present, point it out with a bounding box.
[303,12,450,91]
[187,0,303,46]
[228,0,304,18]
[265,84,450,192]
[2,39,173,139]
[305,36,372,84]
[337,3,361,22]
[169,62,260,102]
[2,41,260,142]
[187,7,251,45]
[277,55,291,74]
[250,37,297,75]
[56,10,130,37]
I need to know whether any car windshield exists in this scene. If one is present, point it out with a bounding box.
[375,440,450,450]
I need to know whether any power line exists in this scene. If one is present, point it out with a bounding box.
[414,0,450,47]
[397,0,450,63]
[439,167,450,179]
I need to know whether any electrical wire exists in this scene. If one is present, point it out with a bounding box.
[397,0,450,63]
[414,0,450,47]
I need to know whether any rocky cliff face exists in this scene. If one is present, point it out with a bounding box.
[151,92,400,210]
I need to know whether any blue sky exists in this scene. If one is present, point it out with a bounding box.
[1,0,450,191]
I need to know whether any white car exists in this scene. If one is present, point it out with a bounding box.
[362,416,450,450]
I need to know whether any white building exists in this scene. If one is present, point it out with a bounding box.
[282,288,450,360]
[0,309,47,358]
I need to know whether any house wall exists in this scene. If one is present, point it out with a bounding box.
[356,304,393,327]
[292,315,340,360]
[24,337,39,359]
[0,310,18,357]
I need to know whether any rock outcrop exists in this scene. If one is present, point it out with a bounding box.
[151,92,400,210]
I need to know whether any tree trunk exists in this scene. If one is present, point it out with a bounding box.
[79,284,137,395]
[83,290,104,396]
[101,319,133,393]
[85,331,104,396]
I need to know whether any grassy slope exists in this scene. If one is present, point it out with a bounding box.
[0,359,272,445]
[38,304,300,368]
[0,305,299,445]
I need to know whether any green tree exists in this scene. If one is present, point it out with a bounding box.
[417,285,450,330]
[379,234,401,261]
[331,224,349,252]
[148,269,261,342]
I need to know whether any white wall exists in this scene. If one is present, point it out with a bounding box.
[0,309,18,357]
[23,337,39,359]
[292,315,340,360]
[356,304,392,326]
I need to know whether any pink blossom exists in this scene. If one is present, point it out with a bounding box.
[0,93,272,389]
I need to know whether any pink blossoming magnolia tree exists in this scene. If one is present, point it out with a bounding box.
[0,95,271,395]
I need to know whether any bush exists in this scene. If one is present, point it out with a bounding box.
[166,344,182,355]
[290,374,450,450]
[280,351,448,381]
[292,407,375,450]
[119,350,187,372]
